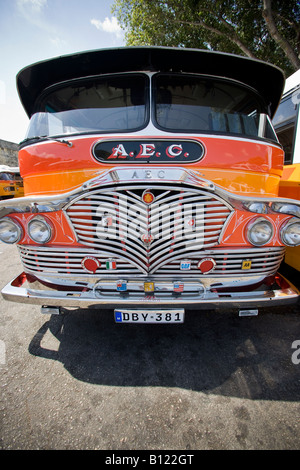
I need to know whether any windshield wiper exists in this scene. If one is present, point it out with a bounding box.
[19,135,73,147]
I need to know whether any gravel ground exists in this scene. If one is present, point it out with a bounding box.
[0,243,299,450]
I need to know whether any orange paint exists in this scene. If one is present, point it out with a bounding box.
[220,210,292,248]
[19,135,284,197]
[8,207,292,250]
[278,164,300,200]
[278,164,300,271]
[9,211,78,246]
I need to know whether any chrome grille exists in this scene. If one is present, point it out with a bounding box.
[65,184,232,274]
[156,247,285,275]
[18,246,141,275]
[18,245,285,278]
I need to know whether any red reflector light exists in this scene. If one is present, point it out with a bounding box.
[11,272,28,287]
[197,258,216,274]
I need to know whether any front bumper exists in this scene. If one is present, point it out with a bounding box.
[1,271,299,311]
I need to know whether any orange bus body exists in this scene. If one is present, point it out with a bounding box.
[273,69,300,271]
[0,166,24,199]
[1,47,299,320]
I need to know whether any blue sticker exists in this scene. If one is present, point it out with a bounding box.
[117,281,127,292]
[115,311,123,322]
[180,261,191,270]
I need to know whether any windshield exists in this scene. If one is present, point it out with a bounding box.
[25,72,278,142]
[153,74,278,141]
[26,74,149,139]
[0,173,14,181]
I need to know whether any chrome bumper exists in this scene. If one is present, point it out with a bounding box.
[1,272,299,311]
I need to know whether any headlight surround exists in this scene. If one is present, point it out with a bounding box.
[280,218,300,246]
[271,202,300,218]
[246,217,274,246]
[243,201,268,214]
[0,218,23,244]
[28,216,53,244]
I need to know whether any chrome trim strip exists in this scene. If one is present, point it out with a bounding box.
[17,130,283,149]
[2,271,298,309]
[1,166,300,218]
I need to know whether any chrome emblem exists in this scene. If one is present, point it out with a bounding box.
[141,232,154,246]
[142,190,155,205]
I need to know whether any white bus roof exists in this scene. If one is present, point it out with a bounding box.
[0,165,20,173]
[283,69,300,94]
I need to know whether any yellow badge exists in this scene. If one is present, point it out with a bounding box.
[144,282,155,292]
[242,260,252,270]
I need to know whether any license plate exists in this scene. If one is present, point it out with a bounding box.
[114,309,185,324]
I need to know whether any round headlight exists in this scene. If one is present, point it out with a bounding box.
[246,217,274,246]
[280,218,300,246]
[0,218,23,244]
[28,216,53,244]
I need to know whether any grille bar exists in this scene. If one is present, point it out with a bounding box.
[156,247,285,275]
[18,245,285,278]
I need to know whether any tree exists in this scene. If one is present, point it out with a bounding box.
[112,0,300,77]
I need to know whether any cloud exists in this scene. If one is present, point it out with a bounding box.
[91,17,123,38]
[17,0,47,13]
[16,0,48,26]
[16,0,66,48]
[49,36,67,48]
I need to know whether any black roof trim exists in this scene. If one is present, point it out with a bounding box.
[16,46,285,118]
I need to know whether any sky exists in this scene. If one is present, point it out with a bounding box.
[0,0,126,143]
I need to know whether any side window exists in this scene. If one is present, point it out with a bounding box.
[48,112,64,136]
[276,126,295,164]
[273,87,299,164]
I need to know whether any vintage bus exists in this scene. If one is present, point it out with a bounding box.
[0,165,24,200]
[273,69,300,271]
[0,47,299,322]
